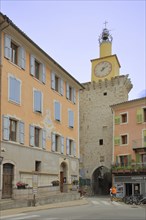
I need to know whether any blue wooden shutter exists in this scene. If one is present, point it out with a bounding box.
[61,136,64,154]
[51,133,56,151]
[69,110,74,128]
[60,79,64,96]
[55,102,60,121]
[4,34,11,59]
[9,77,20,104]
[66,138,69,155]
[73,142,76,156]
[19,121,24,144]
[51,72,55,89]
[30,55,35,76]
[29,125,34,146]
[3,115,10,140]
[34,90,42,112]
[66,83,69,99]
[41,63,46,84]
[15,79,20,104]
[42,129,46,149]
[18,47,26,69]
[73,88,76,104]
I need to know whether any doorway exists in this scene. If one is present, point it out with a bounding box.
[2,163,14,198]
[125,183,132,196]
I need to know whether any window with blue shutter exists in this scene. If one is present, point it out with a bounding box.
[34,90,42,113]
[30,55,35,76]
[41,64,46,84]
[51,133,56,151]
[66,138,69,155]
[66,83,69,99]
[51,72,55,89]
[4,34,11,60]
[18,47,26,69]
[73,88,76,104]
[3,115,10,141]
[19,121,24,144]
[42,129,46,149]
[60,79,64,96]
[9,76,21,104]
[69,110,74,128]
[73,142,76,157]
[61,136,64,154]
[55,101,60,121]
[29,125,34,146]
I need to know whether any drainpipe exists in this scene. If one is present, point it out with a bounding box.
[0,14,10,198]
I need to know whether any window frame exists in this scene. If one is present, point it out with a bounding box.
[8,75,21,105]
[120,134,128,145]
[33,88,43,114]
[120,112,128,124]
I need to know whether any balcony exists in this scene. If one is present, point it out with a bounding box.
[112,162,146,174]
[132,138,146,150]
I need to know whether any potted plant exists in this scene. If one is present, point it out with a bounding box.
[16,181,28,189]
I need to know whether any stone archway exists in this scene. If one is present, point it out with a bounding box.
[92,166,112,195]
[60,161,67,192]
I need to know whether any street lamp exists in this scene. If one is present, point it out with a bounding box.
[0,156,3,165]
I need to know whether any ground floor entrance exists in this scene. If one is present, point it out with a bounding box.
[2,163,14,199]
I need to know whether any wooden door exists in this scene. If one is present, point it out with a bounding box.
[60,171,64,192]
[2,163,14,198]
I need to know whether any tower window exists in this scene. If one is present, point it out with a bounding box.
[35,161,41,172]
[103,92,107,96]
[99,139,103,145]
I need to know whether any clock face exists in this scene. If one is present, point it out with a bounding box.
[94,61,112,77]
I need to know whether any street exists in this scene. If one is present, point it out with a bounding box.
[1,196,146,220]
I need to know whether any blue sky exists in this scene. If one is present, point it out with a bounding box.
[1,0,145,100]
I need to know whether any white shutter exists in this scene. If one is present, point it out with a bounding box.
[42,129,46,149]
[4,34,11,59]
[73,142,76,157]
[60,79,64,96]
[19,121,24,144]
[41,63,46,84]
[55,102,60,121]
[3,115,10,141]
[51,72,55,89]
[29,125,34,146]
[61,136,64,154]
[66,138,69,155]
[30,55,35,76]
[73,88,76,104]
[18,47,26,69]
[34,90,42,112]
[66,83,69,99]
[69,110,74,128]
[51,133,56,151]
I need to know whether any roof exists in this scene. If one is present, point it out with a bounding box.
[0,12,84,89]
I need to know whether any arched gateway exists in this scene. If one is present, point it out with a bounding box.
[92,166,112,195]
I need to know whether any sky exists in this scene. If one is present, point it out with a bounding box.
[0,0,145,100]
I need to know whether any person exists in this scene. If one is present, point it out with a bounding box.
[110,186,117,201]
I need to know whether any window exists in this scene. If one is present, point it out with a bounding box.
[144,108,146,122]
[99,139,103,145]
[121,113,127,123]
[119,155,129,167]
[51,72,64,95]
[54,101,61,121]
[121,134,128,145]
[34,89,42,113]
[51,133,64,153]
[4,34,26,69]
[35,161,41,172]
[30,55,46,83]
[100,156,104,162]
[103,92,107,96]
[9,76,21,104]
[3,115,24,144]
[66,83,76,103]
[68,110,74,128]
[66,138,76,156]
[29,125,46,149]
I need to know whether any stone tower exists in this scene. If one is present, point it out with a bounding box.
[79,24,133,195]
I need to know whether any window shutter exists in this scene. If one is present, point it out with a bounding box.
[41,63,46,84]
[9,76,15,101]
[51,133,56,151]
[19,121,24,144]
[61,136,64,154]
[73,88,76,104]
[66,83,69,99]
[18,47,26,69]
[42,129,46,149]
[55,102,60,121]
[127,155,131,166]
[51,72,55,89]
[66,138,69,155]
[60,79,64,96]
[114,136,120,145]
[69,110,74,128]
[115,116,120,124]
[34,90,42,112]
[136,109,143,123]
[29,125,34,146]
[3,115,10,140]
[30,55,35,76]
[4,34,11,59]
[15,79,20,104]
[136,153,141,163]
[143,130,146,147]
[73,142,76,156]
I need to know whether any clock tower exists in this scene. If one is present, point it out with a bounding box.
[91,25,120,82]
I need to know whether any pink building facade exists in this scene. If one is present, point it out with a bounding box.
[111,97,146,197]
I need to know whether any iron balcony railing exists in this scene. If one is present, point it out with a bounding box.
[112,162,146,172]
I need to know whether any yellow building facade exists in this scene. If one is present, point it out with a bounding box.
[0,13,83,199]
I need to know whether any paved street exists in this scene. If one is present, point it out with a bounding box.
[1,196,146,220]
